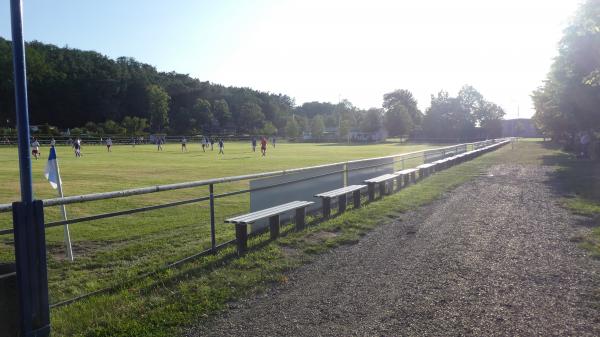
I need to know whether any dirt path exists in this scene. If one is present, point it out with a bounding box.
[186,163,600,336]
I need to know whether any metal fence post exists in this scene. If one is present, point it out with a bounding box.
[343,163,348,187]
[12,201,50,337]
[209,184,216,251]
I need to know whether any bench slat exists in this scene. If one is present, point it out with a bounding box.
[395,168,417,175]
[226,200,314,224]
[364,174,396,184]
[314,185,366,198]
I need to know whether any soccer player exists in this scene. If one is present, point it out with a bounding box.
[31,138,40,160]
[50,138,56,147]
[210,137,215,151]
[106,137,113,152]
[218,138,224,154]
[157,137,164,151]
[251,137,257,152]
[272,136,276,148]
[181,137,188,152]
[260,136,267,156]
[74,138,82,157]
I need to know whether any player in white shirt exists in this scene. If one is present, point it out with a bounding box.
[106,138,113,152]
[74,138,82,157]
[181,137,188,152]
[31,138,41,160]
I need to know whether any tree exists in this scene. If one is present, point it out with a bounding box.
[147,84,170,132]
[238,102,265,132]
[311,115,325,138]
[478,102,505,138]
[360,108,383,133]
[102,119,126,135]
[285,116,300,138]
[531,0,600,141]
[458,85,505,138]
[122,116,149,136]
[0,37,300,134]
[384,105,412,137]
[339,119,352,139]
[84,122,103,136]
[191,98,213,131]
[212,99,231,127]
[260,121,278,136]
[423,91,474,140]
[296,101,336,118]
[383,89,423,126]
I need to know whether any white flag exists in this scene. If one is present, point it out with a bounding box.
[44,146,61,189]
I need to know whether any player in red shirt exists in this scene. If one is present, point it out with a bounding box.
[260,137,267,156]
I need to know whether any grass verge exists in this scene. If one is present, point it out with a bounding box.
[541,142,600,257]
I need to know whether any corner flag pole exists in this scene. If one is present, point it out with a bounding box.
[53,152,74,261]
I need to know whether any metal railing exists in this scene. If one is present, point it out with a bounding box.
[0,139,507,306]
[0,139,504,232]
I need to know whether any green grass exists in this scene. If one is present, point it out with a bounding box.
[534,141,600,257]
[48,141,519,337]
[0,141,443,305]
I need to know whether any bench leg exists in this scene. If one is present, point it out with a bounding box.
[403,174,409,187]
[322,198,331,218]
[386,181,393,195]
[295,207,306,231]
[353,190,361,209]
[269,215,280,240]
[338,194,347,214]
[410,172,416,183]
[378,182,385,198]
[235,223,248,255]
[368,183,375,202]
[395,176,402,191]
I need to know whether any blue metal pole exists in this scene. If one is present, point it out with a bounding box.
[10,2,50,336]
[10,0,34,203]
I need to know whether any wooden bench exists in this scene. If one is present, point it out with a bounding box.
[364,174,397,201]
[393,168,418,191]
[314,185,366,217]
[432,158,451,170]
[448,155,461,165]
[416,163,436,179]
[226,200,314,254]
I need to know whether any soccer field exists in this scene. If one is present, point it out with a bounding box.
[0,141,442,203]
[0,141,443,305]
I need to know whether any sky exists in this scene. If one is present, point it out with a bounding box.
[0,0,582,119]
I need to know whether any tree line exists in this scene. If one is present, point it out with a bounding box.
[532,0,599,145]
[0,37,504,140]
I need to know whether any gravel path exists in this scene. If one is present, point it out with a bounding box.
[186,164,600,336]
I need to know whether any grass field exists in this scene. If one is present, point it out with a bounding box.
[0,141,446,306]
